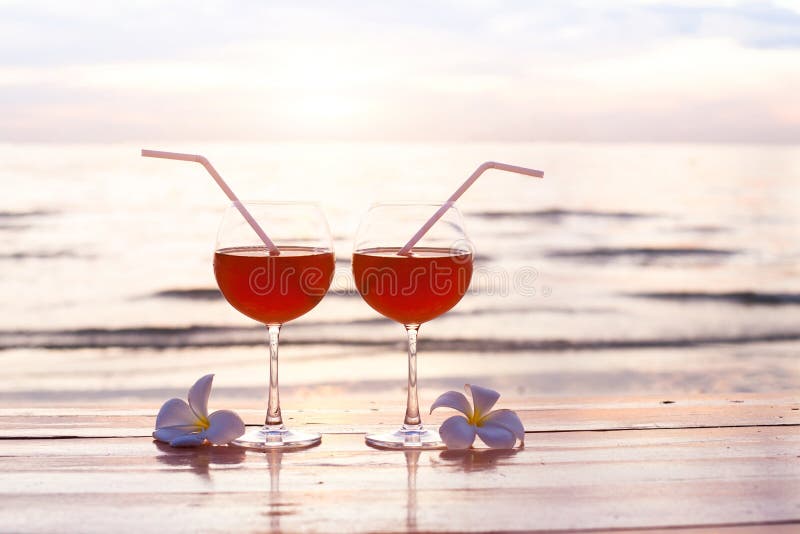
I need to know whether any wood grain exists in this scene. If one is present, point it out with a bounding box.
[1,395,797,438]
[0,399,798,533]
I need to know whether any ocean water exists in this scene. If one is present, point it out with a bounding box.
[1,142,798,408]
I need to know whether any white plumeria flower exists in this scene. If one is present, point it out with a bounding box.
[153,374,245,447]
[431,384,525,450]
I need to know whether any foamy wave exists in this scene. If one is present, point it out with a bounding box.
[2,326,799,351]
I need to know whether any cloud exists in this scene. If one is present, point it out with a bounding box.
[0,0,798,142]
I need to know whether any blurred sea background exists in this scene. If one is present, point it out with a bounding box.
[1,142,798,410]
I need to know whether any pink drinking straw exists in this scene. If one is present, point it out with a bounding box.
[398,161,544,255]
[141,149,280,255]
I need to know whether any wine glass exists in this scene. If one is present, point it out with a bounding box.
[214,201,335,449]
[352,202,474,448]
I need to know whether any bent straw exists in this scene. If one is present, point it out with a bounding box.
[141,149,279,254]
[398,161,544,255]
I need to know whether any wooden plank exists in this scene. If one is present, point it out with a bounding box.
[0,427,798,533]
[593,526,800,534]
[1,395,797,438]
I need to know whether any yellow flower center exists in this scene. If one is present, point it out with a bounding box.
[469,409,483,426]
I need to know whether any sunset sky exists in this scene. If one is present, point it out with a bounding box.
[2,0,799,143]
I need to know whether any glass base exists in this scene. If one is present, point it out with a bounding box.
[231,425,321,450]
[365,425,445,450]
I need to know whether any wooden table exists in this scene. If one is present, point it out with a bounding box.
[1,395,798,533]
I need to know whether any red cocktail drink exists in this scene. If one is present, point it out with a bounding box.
[352,247,472,325]
[215,246,335,325]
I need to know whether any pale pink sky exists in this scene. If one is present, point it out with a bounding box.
[1,0,799,142]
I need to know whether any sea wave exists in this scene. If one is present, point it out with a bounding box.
[0,209,56,219]
[471,208,657,221]
[547,246,737,263]
[0,250,87,260]
[672,224,729,234]
[0,210,55,233]
[631,291,800,306]
[2,325,799,351]
[0,224,31,232]
[153,288,222,300]
[149,287,361,300]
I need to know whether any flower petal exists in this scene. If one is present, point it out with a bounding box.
[188,374,214,421]
[155,398,198,429]
[439,415,477,450]
[466,384,500,419]
[169,432,207,447]
[482,409,525,443]
[153,424,204,443]
[476,421,517,449]
[430,390,473,417]
[204,410,246,445]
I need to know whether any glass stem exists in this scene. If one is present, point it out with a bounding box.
[403,324,421,428]
[265,324,283,427]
